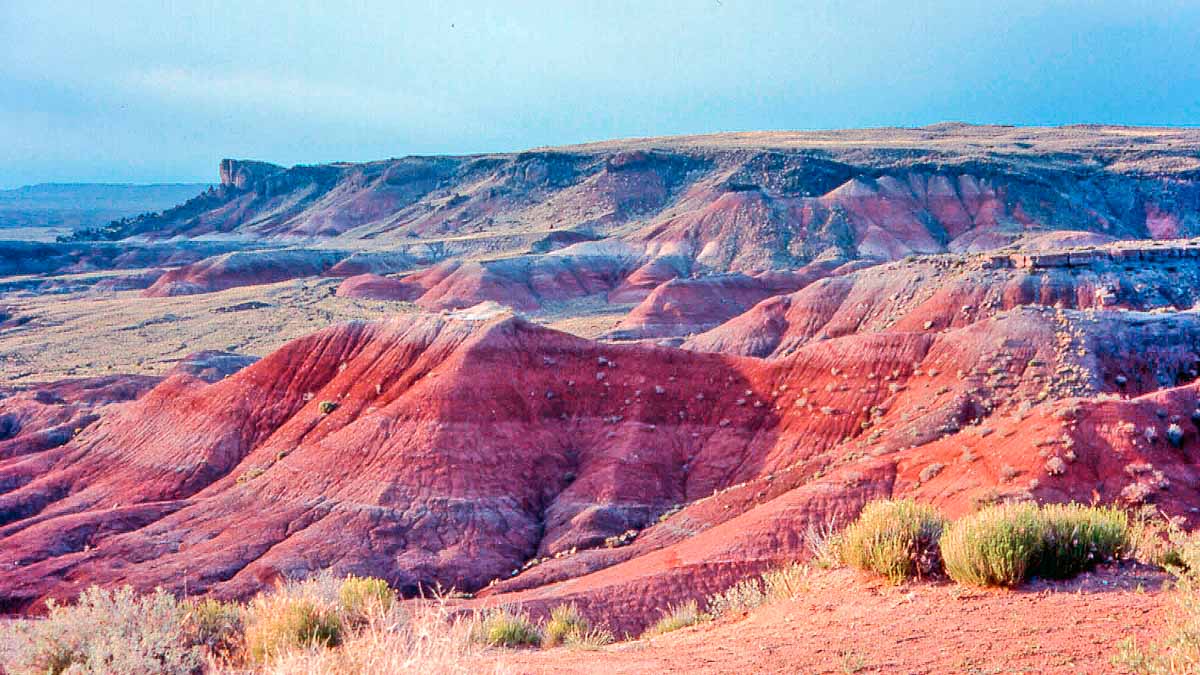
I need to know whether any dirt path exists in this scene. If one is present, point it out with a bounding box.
[477,565,1168,674]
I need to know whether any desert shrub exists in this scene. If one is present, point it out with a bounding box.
[317,400,338,415]
[940,502,1044,587]
[641,599,708,637]
[542,603,589,647]
[705,563,812,620]
[338,575,395,623]
[9,585,201,675]
[243,591,343,664]
[839,499,946,584]
[182,596,243,657]
[469,607,541,647]
[1129,506,1187,570]
[941,502,1129,587]
[1036,503,1128,579]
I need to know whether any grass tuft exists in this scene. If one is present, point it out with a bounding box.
[469,607,542,648]
[243,590,343,664]
[1114,529,1200,673]
[543,603,590,648]
[338,575,395,624]
[641,600,708,637]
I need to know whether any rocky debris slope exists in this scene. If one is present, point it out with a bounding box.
[688,239,1200,358]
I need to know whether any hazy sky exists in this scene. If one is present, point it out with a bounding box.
[2,1,1199,187]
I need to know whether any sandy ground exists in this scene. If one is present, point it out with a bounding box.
[0,276,414,383]
[474,565,1169,675]
[0,276,635,384]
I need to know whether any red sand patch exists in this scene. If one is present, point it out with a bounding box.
[478,565,1168,674]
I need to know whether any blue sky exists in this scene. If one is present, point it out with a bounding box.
[2,1,1199,187]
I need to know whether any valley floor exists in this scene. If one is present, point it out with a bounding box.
[474,566,1168,674]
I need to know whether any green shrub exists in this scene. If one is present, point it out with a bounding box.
[940,502,1044,587]
[338,575,395,623]
[641,600,708,637]
[10,585,201,675]
[469,607,541,647]
[941,502,1129,587]
[318,400,338,415]
[840,499,946,584]
[543,603,589,647]
[1036,503,1128,579]
[244,593,343,664]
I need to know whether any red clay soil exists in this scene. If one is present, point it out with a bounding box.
[604,259,847,340]
[477,565,1169,675]
[4,295,1200,634]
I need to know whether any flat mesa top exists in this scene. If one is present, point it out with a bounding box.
[536,123,1200,175]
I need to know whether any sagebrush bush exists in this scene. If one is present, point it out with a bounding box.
[543,603,589,647]
[941,502,1129,587]
[10,585,201,675]
[469,607,541,647]
[1036,503,1128,579]
[243,591,343,664]
[641,599,708,637]
[338,575,395,623]
[940,502,1045,587]
[840,499,946,584]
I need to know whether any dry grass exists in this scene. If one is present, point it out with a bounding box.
[0,277,408,383]
[243,592,343,665]
[706,564,812,618]
[260,601,513,675]
[1115,529,1200,673]
[641,600,708,638]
